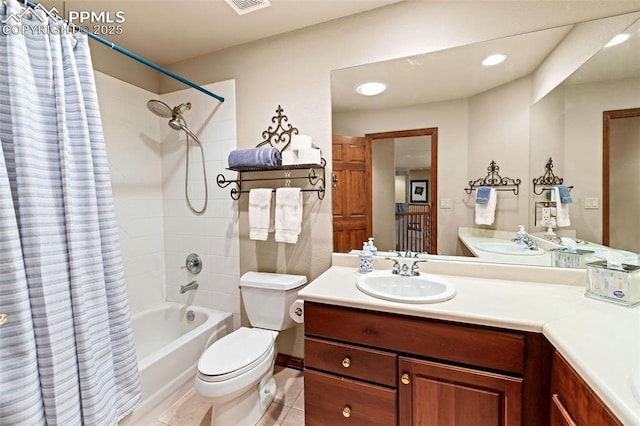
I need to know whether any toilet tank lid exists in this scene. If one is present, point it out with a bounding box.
[240,272,307,290]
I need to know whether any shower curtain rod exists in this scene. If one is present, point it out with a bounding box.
[15,0,225,103]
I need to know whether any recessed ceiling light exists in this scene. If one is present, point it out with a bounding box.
[605,33,630,48]
[356,81,387,96]
[482,54,506,67]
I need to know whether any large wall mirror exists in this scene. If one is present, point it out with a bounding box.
[331,11,640,268]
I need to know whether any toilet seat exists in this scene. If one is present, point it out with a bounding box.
[197,327,275,383]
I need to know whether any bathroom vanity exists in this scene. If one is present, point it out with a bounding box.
[304,302,543,425]
[298,255,638,425]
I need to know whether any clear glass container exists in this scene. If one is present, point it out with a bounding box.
[586,260,640,307]
[551,248,593,269]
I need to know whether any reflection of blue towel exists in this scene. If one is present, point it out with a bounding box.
[228,147,282,168]
[476,186,491,204]
[557,185,572,204]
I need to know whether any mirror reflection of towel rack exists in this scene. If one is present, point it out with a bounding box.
[532,157,573,195]
[464,160,521,195]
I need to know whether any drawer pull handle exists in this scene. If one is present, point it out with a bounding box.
[0,314,7,326]
[401,373,410,385]
[343,406,351,418]
[342,357,351,368]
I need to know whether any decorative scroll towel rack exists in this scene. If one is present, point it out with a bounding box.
[216,105,326,200]
[532,157,573,195]
[464,160,521,195]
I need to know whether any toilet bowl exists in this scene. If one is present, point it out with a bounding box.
[195,272,306,426]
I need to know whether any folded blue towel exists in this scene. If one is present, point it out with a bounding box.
[476,186,491,204]
[557,185,572,204]
[228,147,282,169]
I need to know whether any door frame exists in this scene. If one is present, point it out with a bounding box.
[602,108,640,246]
[365,128,438,254]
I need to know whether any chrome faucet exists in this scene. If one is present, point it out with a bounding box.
[180,280,199,294]
[387,257,427,276]
[512,234,538,250]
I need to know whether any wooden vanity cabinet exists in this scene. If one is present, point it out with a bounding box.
[304,302,552,426]
[550,351,621,426]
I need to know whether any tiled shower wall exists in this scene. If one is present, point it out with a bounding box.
[96,72,239,327]
[96,71,166,314]
[160,81,241,329]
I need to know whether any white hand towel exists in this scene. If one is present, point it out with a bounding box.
[475,188,497,225]
[554,187,571,227]
[275,187,303,244]
[249,188,273,240]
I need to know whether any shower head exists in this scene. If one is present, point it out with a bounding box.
[147,99,201,144]
[168,116,183,130]
[146,99,173,118]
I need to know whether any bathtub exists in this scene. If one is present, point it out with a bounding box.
[120,302,232,425]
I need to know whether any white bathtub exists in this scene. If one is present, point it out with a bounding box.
[120,302,232,425]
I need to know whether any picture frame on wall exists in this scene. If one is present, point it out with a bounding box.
[410,180,428,203]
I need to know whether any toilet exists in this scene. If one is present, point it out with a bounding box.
[195,272,307,426]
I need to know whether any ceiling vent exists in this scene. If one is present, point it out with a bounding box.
[225,0,271,15]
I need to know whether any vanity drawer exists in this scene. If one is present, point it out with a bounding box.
[305,337,397,387]
[305,302,525,374]
[304,369,397,426]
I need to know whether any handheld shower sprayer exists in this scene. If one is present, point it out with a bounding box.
[146,99,208,214]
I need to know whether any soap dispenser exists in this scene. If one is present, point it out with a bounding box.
[367,237,378,256]
[517,225,528,238]
[359,242,373,274]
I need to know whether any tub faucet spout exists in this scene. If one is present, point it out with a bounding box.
[180,280,199,294]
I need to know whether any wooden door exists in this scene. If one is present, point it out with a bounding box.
[332,135,372,252]
[399,356,523,426]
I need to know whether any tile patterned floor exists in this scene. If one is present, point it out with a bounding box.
[153,366,304,426]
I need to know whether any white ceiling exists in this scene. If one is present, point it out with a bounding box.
[41,0,402,65]
[331,25,574,112]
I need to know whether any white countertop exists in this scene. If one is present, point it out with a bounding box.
[458,226,555,266]
[298,254,640,425]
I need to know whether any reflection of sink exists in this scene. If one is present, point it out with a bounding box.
[577,244,637,262]
[475,241,545,256]
[632,370,640,403]
[356,270,456,303]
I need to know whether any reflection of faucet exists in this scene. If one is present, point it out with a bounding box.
[397,250,418,259]
[180,280,199,294]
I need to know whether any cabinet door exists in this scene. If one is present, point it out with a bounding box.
[550,351,621,425]
[550,394,576,426]
[399,356,523,426]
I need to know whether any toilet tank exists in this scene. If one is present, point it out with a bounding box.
[240,272,307,331]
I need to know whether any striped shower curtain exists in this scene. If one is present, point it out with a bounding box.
[0,1,141,424]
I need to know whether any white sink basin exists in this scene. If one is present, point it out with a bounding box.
[356,270,456,303]
[475,241,545,256]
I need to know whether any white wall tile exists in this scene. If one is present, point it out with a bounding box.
[160,80,240,315]
[95,71,166,315]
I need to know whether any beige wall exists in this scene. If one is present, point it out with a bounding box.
[334,100,470,256]
[467,77,532,234]
[373,139,395,251]
[530,76,640,245]
[91,1,640,358]
[610,116,640,252]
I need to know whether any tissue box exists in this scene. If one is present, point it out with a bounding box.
[291,135,312,150]
[297,147,322,165]
[282,150,298,166]
[586,260,640,306]
[551,248,593,269]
